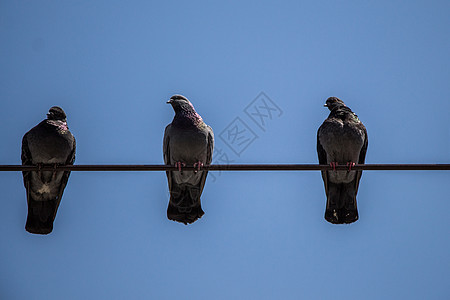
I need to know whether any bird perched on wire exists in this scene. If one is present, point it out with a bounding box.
[317,97,368,224]
[163,95,214,225]
[21,106,76,234]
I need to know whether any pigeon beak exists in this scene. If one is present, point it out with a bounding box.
[167,99,172,104]
[323,104,328,107]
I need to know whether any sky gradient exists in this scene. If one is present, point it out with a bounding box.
[1,1,449,299]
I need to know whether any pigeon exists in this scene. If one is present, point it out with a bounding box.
[163,95,214,225]
[317,97,368,224]
[21,106,76,234]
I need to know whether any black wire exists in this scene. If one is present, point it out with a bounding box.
[1,164,449,171]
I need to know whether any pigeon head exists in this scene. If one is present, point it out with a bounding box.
[47,106,67,121]
[324,97,346,111]
[167,94,203,127]
[167,95,194,111]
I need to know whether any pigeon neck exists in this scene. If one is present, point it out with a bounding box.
[46,119,69,132]
[172,109,203,127]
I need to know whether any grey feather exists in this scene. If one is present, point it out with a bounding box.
[317,97,368,224]
[22,106,76,234]
[163,95,214,224]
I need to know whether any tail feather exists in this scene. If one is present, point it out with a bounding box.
[167,184,204,224]
[325,181,358,224]
[26,198,57,234]
[167,202,204,225]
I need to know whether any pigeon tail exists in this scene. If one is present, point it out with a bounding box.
[25,197,58,234]
[324,181,358,224]
[167,185,204,224]
[325,208,359,224]
[167,202,204,225]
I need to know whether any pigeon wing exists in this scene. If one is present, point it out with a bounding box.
[21,132,32,189]
[163,124,173,192]
[54,135,76,218]
[198,125,214,195]
[317,125,329,195]
[354,124,368,196]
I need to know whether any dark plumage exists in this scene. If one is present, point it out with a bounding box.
[163,95,214,224]
[21,106,76,234]
[317,97,368,224]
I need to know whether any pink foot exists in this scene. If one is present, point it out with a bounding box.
[193,161,204,173]
[174,162,186,172]
[330,162,338,171]
[346,162,355,171]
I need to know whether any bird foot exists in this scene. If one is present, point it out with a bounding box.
[193,161,204,173]
[346,162,355,172]
[52,163,59,180]
[174,162,186,172]
[330,162,338,171]
[36,163,43,177]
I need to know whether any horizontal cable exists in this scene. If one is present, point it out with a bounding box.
[0,164,449,171]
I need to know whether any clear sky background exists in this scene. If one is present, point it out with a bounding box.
[1,1,449,299]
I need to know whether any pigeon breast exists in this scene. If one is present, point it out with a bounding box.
[166,124,210,186]
[318,112,365,183]
[26,120,74,164]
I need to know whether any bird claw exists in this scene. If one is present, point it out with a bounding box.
[36,163,43,177]
[193,161,203,173]
[52,163,59,180]
[174,162,186,172]
[346,162,355,172]
[330,162,338,171]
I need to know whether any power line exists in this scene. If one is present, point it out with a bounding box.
[0,164,449,171]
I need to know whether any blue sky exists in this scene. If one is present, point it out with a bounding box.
[1,1,449,299]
